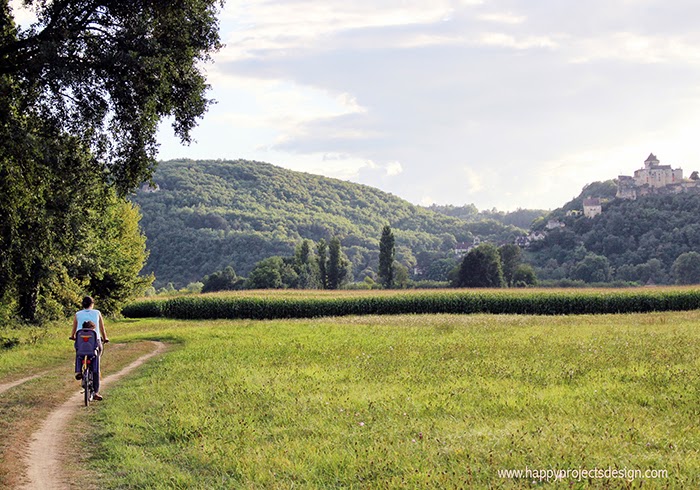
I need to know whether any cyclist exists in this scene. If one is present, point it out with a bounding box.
[70,296,109,400]
[73,320,102,400]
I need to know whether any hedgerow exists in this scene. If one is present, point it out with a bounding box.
[121,289,700,320]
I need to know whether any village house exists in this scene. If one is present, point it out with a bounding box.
[454,237,481,257]
[545,219,565,230]
[515,231,545,248]
[583,197,602,218]
[454,242,470,256]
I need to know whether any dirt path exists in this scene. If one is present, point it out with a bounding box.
[21,341,166,490]
[0,374,42,396]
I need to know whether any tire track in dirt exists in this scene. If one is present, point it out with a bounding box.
[0,375,42,396]
[21,341,166,490]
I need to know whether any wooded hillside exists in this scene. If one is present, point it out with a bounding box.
[133,160,526,287]
[528,181,700,284]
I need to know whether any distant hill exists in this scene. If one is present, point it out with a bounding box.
[133,160,526,288]
[427,204,548,230]
[527,180,700,284]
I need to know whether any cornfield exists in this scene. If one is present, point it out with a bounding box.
[122,288,700,320]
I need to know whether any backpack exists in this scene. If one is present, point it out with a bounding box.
[75,329,98,357]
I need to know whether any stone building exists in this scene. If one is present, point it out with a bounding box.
[616,153,698,200]
[633,153,682,188]
[583,198,602,218]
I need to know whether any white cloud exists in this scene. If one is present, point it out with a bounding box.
[570,32,700,64]
[158,0,700,211]
[386,161,404,176]
[219,0,459,60]
[476,12,526,25]
[463,167,484,194]
[476,32,558,50]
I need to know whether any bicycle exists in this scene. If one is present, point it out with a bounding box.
[80,354,96,406]
[71,333,108,407]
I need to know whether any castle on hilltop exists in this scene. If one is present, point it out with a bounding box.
[616,153,699,200]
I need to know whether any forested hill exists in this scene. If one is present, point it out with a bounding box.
[133,159,525,287]
[527,181,700,284]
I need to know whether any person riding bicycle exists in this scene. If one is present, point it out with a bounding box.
[70,296,108,347]
[70,296,109,400]
[73,320,103,400]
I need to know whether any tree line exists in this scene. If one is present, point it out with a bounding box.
[131,159,531,289]
[186,226,537,294]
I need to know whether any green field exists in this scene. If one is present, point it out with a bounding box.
[2,310,700,488]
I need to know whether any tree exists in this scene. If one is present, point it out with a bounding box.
[246,257,285,289]
[498,244,522,286]
[85,194,154,315]
[393,261,410,288]
[616,258,667,284]
[316,239,328,289]
[294,239,320,289]
[672,252,700,285]
[1,0,223,193]
[1,0,223,322]
[512,264,537,287]
[1,126,153,320]
[454,243,505,288]
[570,254,611,283]
[296,240,313,266]
[425,258,458,282]
[378,225,395,288]
[202,266,240,293]
[327,237,349,290]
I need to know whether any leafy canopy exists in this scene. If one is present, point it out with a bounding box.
[1,0,223,193]
[0,0,221,322]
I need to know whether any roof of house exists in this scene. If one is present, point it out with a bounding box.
[645,153,659,163]
[583,198,601,206]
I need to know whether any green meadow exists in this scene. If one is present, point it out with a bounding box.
[2,310,700,488]
[69,311,700,488]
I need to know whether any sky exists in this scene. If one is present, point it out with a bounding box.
[12,1,700,211]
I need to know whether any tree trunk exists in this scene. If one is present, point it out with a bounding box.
[17,263,40,323]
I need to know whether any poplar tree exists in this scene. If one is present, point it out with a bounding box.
[316,239,328,289]
[327,237,348,290]
[378,225,395,288]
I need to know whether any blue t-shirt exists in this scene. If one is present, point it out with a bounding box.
[76,309,101,341]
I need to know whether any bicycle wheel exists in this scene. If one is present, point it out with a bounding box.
[84,369,92,407]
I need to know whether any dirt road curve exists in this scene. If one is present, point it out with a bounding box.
[21,341,166,490]
[0,375,41,396]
